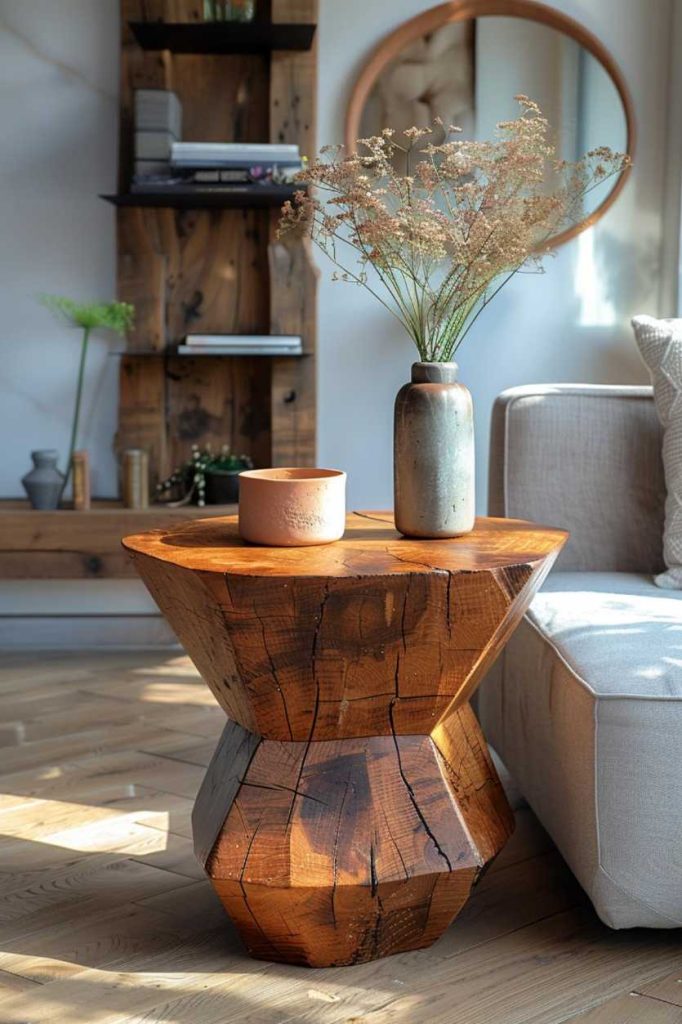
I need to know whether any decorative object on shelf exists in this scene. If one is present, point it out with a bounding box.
[203,0,255,21]
[238,468,346,546]
[395,362,474,537]
[21,450,65,511]
[40,296,135,500]
[156,446,254,508]
[122,449,149,510]
[72,450,91,511]
[133,89,182,184]
[281,97,628,538]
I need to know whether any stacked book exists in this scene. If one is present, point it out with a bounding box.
[134,90,183,180]
[131,141,302,193]
[178,334,303,356]
[170,142,302,186]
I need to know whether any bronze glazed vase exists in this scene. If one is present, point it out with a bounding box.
[394,361,475,538]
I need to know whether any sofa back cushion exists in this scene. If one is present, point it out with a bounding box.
[489,385,665,573]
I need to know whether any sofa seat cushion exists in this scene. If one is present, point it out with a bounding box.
[529,572,682,698]
[478,572,682,930]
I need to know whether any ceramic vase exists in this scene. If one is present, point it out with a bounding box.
[394,361,475,538]
[22,450,65,510]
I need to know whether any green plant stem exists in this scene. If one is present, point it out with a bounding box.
[62,325,90,494]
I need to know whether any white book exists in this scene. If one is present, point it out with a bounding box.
[185,334,301,348]
[171,142,300,168]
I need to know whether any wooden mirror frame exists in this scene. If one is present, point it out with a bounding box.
[345,0,635,248]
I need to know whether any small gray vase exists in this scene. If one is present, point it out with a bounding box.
[22,450,65,510]
[394,362,475,538]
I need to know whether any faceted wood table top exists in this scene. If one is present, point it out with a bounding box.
[123,511,567,967]
[123,509,566,576]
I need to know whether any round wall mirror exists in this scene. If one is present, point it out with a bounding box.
[345,0,635,248]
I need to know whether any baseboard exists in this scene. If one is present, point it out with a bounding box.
[0,615,179,649]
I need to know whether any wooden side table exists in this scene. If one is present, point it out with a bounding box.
[123,511,566,967]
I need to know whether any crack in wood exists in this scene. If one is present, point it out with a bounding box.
[286,581,330,826]
[389,701,452,872]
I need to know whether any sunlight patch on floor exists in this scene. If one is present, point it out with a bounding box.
[0,797,169,854]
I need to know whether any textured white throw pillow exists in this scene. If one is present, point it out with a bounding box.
[631,315,682,589]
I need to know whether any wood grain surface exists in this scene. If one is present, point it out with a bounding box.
[124,511,565,739]
[125,512,565,965]
[200,703,512,966]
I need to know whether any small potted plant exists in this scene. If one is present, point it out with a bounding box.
[156,445,253,507]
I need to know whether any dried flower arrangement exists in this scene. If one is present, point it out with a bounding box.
[156,445,254,507]
[279,96,629,362]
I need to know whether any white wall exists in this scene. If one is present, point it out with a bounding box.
[317,0,675,511]
[0,0,120,500]
[0,0,676,640]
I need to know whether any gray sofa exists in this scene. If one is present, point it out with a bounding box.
[479,384,682,929]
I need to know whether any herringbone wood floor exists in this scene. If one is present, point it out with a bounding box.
[0,650,679,1024]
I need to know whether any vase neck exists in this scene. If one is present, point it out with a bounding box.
[411,362,459,384]
[32,449,59,468]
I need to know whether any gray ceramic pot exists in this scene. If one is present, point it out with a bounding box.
[394,361,475,538]
[22,450,65,510]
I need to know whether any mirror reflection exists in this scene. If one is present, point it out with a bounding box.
[358,16,628,220]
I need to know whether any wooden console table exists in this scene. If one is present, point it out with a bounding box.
[123,511,566,967]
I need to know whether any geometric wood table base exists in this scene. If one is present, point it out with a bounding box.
[124,511,566,967]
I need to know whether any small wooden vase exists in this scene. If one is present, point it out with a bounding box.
[394,362,475,538]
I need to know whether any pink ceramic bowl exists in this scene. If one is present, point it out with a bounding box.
[238,468,347,547]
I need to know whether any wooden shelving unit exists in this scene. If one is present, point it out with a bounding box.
[0,501,237,579]
[0,0,317,580]
[115,0,318,492]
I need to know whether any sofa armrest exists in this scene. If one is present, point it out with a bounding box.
[488,384,665,573]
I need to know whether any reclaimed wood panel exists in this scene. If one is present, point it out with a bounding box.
[165,354,271,469]
[117,355,167,485]
[269,0,317,467]
[268,232,317,466]
[118,253,167,351]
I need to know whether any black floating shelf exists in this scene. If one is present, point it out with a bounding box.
[111,350,308,358]
[129,20,316,54]
[101,184,299,210]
